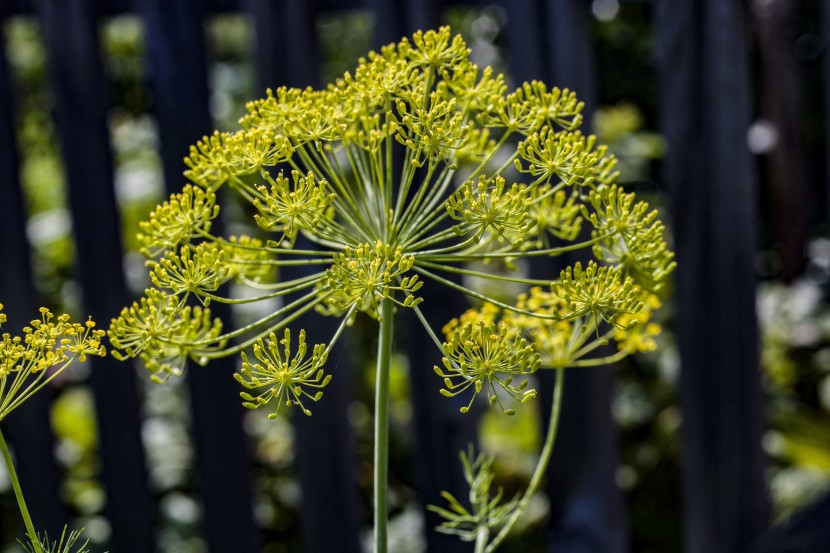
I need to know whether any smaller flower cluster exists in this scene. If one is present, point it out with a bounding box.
[323,242,423,318]
[515,129,616,187]
[0,304,105,421]
[437,261,661,412]
[137,185,218,257]
[235,328,331,418]
[108,290,224,383]
[446,175,532,246]
[583,185,676,291]
[435,320,540,415]
[253,170,335,247]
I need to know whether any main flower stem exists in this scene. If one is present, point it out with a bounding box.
[485,367,566,553]
[374,298,395,553]
[0,428,41,552]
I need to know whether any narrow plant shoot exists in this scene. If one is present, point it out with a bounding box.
[108,26,674,552]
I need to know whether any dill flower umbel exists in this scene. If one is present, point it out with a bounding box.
[0,303,105,552]
[0,304,105,421]
[108,26,674,552]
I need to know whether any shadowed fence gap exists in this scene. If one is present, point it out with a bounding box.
[39,0,156,550]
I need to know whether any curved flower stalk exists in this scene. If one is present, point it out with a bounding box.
[0,303,105,553]
[107,26,674,552]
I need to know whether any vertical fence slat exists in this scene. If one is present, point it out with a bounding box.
[657,1,769,552]
[500,0,546,83]
[544,0,597,112]
[246,3,364,552]
[139,1,260,550]
[402,0,443,35]
[824,0,830,226]
[283,0,321,88]
[0,22,66,540]
[245,0,289,87]
[753,0,809,280]
[362,0,404,47]
[538,2,626,552]
[39,1,156,551]
[247,0,320,90]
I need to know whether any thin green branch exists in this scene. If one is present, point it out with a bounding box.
[414,259,553,286]
[0,429,40,553]
[420,233,611,262]
[485,367,565,552]
[411,266,560,321]
[374,298,395,553]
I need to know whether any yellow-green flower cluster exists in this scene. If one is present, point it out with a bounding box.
[323,242,423,318]
[435,320,540,415]
[583,185,676,291]
[0,304,105,421]
[446,176,533,246]
[109,26,674,419]
[443,275,662,380]
[137,185,218,257]
[253,170,335,246]
[235,328,331,418]
[108,290,223,383]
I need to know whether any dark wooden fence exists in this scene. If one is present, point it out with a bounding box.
[0,0,826,551]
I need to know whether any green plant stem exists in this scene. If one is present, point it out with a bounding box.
[485,367,565,553]
[0,428,41,552]
[374,298,395,553]
[474,525,490,553]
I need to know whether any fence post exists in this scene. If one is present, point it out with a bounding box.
[139,1,261,550]
[361,0,404,47]
[500,0,545,80]
[542,2,628,551]
[825,0,830,227]
[39,1,156,551]
[753,0,810,280]
[0,23,66,541]
[656,1,770,552]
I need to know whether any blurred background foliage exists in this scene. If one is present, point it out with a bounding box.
[0,2,827,552]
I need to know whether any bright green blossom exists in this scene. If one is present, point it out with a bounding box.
[0,304,105,420]
[137,184,219,257]
[235,328,331,418]
[435,320,540,415]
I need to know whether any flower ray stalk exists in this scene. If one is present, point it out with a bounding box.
[374,298,394,552]
[484,368,564,553]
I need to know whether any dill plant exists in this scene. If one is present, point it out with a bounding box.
[108,27,674,551]
[0,304,105,552]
